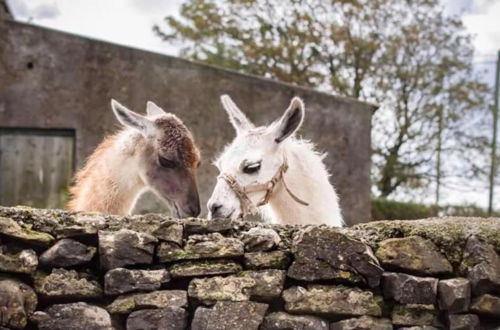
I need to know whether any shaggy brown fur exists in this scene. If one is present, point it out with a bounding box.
[155,116,201,168]
[67,134,135,215]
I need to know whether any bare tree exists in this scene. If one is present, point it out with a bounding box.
[156,0,491,199]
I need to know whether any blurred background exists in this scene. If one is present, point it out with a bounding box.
[1,0,500,222]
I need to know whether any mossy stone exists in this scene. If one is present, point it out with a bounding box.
[376,236,452,275]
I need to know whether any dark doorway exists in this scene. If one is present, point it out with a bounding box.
[0,128,75,208]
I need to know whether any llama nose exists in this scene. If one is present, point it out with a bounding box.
[189,203,201,217]
[209,203,222,217]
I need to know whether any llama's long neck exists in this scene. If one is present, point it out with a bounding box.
[68,130,146,215]
[264,140,344,227]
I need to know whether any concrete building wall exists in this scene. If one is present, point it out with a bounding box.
[0,17,376,225]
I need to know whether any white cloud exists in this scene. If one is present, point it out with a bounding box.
[462,1,500,58]
[6,0,29,17]
[6,0,183,55]
[445,0,499,86]
[7,0,498,71]
[469,0,497,13]
[443,0,473,15]
[128,0,179,13]
[31,3,60,19]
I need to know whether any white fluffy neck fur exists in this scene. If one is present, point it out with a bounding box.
[74,130,146,215]
[110,130,147,214]
[262,139,344,227]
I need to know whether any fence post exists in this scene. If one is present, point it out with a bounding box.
[488,50,500,216]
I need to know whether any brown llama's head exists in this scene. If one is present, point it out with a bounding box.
[111,99,201,218]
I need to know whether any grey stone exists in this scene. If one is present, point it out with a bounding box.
[382,272,438,304]
[399,327,439,330]
[244,250,291,269]
[99,229,157,270]
[0,246,37,274]
[241,228,281,252]
[287,227,383,287]
[126,307,187,330]
[169,260,242,278]
[375,236,452,275]
[184,218,234,235]
[54,214,106,237]
[158,233,244,262]
[461,236,500,295]
[190,301,268,330]
[282,285,383,317]
[157,242,184,262]
[244,269,286,301]
[470,293,500,317]
[0,278,37,329]
[0,216,54,246]
[153,221,183,245]
[330,316,393,330]
[191,307,212,330]
[34,268,102,299]
[438,278,471,313]
[188,270,285,305]
[392,304,437,327]
[107,290,188,314]
[0,206,81,234]
[447,314,480,330]
[106,213,175,236]
[55,225,98,238]
[188,275,256,305]
[73,214,108,228]
[350,218,500,266]
[261,312,328,330]
[34,302,113,330]
[39,238,95,267]
[104,268,170,295]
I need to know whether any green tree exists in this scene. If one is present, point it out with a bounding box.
[155,0,491,199]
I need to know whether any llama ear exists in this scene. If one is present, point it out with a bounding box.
[146,101,167,117]
[111,99,153,134]
[273,97,305,143]
[220,95,254,134]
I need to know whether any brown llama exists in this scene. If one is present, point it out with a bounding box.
[67,99,201,217]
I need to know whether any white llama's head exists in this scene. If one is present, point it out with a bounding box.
[207,95,305,220]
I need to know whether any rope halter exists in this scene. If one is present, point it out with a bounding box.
[217,157,309,218]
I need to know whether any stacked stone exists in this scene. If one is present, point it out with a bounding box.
[0,206,499,330]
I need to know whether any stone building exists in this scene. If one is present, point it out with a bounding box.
[0,2,376,225]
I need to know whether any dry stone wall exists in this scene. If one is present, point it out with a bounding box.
[0,206,499,330]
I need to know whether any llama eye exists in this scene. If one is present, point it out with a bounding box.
[243,163,261,174]
[158,156,177,169]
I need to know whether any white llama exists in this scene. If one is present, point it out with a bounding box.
[207,95,344,227]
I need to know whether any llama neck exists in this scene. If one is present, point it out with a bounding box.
[264,140,344,227]
[69,130,145,215]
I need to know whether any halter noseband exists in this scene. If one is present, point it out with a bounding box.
[218,158,309,218]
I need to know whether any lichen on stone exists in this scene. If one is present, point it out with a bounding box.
[0,206,499,329]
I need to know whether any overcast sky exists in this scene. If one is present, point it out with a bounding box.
[5,0,499,83]
[5,0,500,70]
[6,0,185,55]
[4,0,500,208]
